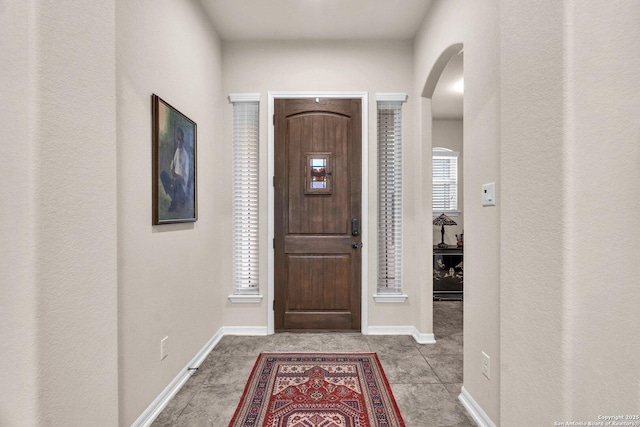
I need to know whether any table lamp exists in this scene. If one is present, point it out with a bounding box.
[433,213,457,248]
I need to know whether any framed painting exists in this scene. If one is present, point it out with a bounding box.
[152,94,197,224]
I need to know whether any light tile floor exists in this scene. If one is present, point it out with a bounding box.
[151,301,474,427]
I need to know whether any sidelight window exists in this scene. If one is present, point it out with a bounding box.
[376,94,406,298]
[230,94,261,300]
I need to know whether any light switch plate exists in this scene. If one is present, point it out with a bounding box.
[482,351,491,379]
[161,336,168,360]
[482,182,496,206]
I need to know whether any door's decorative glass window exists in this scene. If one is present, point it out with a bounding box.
[310,158,327,188]
[305,152,332,194]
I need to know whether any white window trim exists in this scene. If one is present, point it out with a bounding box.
[229,93,262,303]
[373,293,409,303]
[374,93,407,303]
[228,294,263,304]
[432,147,460,216]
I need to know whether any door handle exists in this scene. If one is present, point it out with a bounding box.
[351,218,360,236]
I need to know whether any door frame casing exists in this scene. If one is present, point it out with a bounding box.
[267,91,369,335]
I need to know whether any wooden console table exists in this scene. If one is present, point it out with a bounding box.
[433,245,463,300]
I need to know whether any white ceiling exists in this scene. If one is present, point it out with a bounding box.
[199,0,433,41]
[198,0,462,119]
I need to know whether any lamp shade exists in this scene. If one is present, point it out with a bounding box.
[433,213,457,226]
[434,213,457,248]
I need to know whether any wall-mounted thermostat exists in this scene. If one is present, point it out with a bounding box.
[482,182,496,206]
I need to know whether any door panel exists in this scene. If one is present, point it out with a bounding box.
[287,255,350,311]
[274,98,361,331]
[287,114,349,234]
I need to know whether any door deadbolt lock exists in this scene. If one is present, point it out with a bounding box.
[352,242,363,249]
[351,218,360,236]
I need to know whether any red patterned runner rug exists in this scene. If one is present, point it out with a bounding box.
[229,352,405,427]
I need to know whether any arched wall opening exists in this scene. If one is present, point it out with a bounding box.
[413,3,502,424]
[423,43,463,98]
[422,40,466,391]
[429,46,464,250]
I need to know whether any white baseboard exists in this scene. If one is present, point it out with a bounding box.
[458,386,497,427]
[131,328,225,427]
[131,326,264,427]
[367,325,436,344]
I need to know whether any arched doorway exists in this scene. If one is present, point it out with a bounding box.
[424,44,465,396]
[430,49,464,301]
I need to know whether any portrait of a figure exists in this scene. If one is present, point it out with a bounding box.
[152,95,197,224]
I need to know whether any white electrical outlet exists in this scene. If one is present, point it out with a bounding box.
[481,351,491,379]
[161,336,168,360]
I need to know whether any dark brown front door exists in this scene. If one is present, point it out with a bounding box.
[274,98,362,331]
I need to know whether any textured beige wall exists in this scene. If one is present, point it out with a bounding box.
[221,40,429,329]
[564,1,640,418]
[1,1,119,425]
[502,0,640,424]
[414,0,501,423]
[500,2,567,424]
[1,2,40,425]
[116,1,225,424]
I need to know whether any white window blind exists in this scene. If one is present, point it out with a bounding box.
[231,97,259,294]
[432,148,459,213]
[377,99,404,294]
